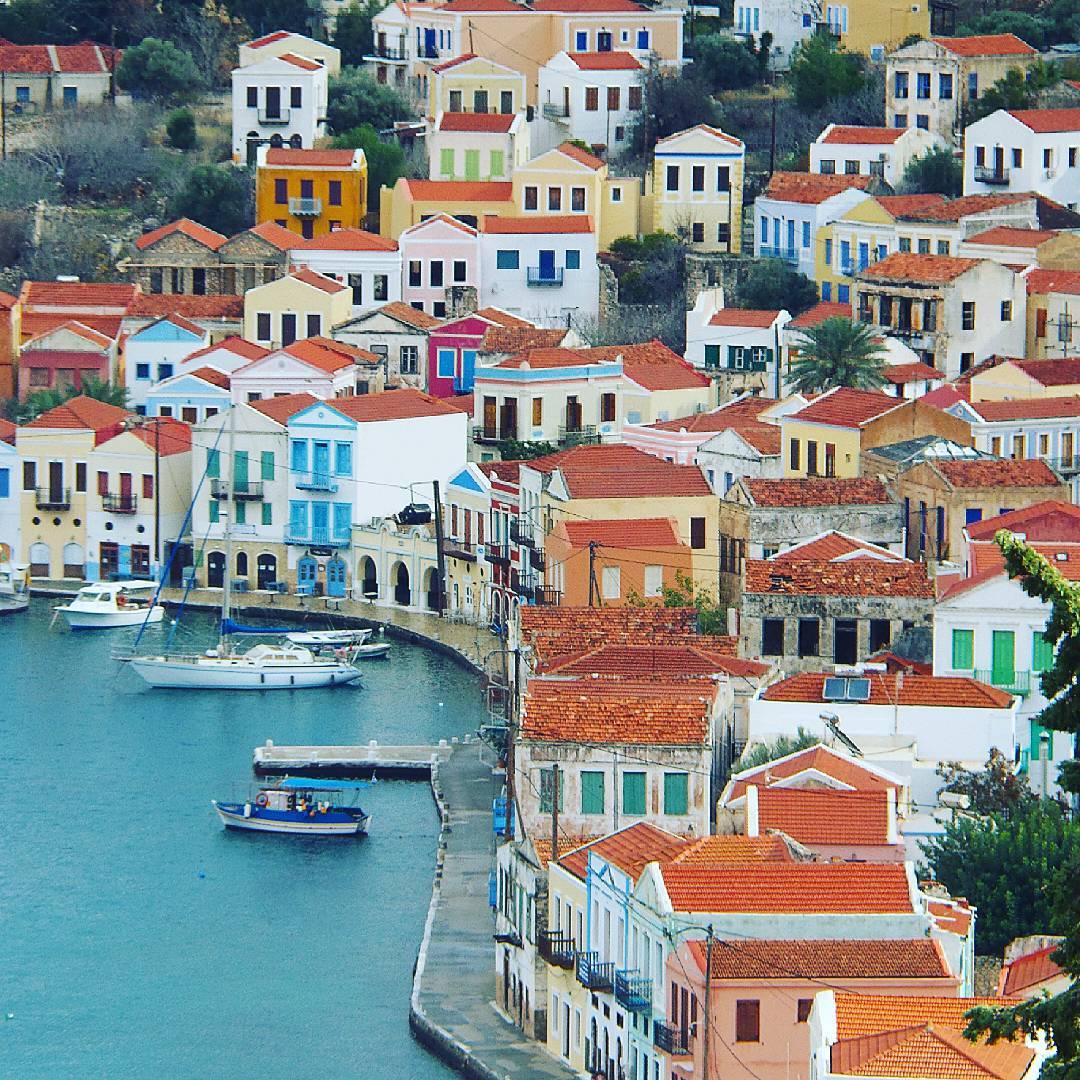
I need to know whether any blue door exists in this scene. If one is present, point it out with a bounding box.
[297,555,317,595]
[327,557,347,597]
[312,442,330,487]
[458,349,477,393]
[772,218,780,250]
[539,249,555,281]
[786,219,795,254]
[423,28,436,56]
[312,502,330,544]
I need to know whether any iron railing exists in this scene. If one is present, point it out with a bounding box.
[293,473,337,492]
[289,197,323,217]
[35,487,70,510]
[974,165,1010,184]
[509,518,534,548]
[759,245,799,264]
[974,668,1031,695]
[284,528,348,546]
[486,542,511,565]
[538,930,577,968]
[615,971,652,1013]
[257,107,290,125]
[558,424,599,446]
[102,493,138,513]
[653,1020,689,1055]
[542,102,570,119]
[211,479,265,500]
[529,546,546,571]
[527,267,564,287]
[575,951,615,991]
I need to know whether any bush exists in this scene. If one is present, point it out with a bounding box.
[333,0,383,66]
[326,68,413,135]
[734,259,818,315]
[957,11,1052,50]
[789,34,866,110]
[329,123,407,198]
[167,164,252,236]
[900,146,963,195]
[632,66,719,154]
[166,108,198,151]
[117,37,202,103]
[737,730,820,770]
[688,35,762,94]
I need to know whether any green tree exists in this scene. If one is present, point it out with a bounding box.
[957,12,1051,50]
[734,259,818,315]
[167,164,252,236]
[607,232,686,306]
[688,35,761,94]
[737,730,820,770]
[788,317,887,393]
[496,439,556,460]
[657,570,726,635]
[937,749,1038,820]
[901,146,963,195]
[967,61,1060,123]
[329,123,407,199]
[117,37,202,103]
[166,108,198,151]
[333,0,383,66]
[790,34,865,110]
[17,378,127,423]
[632,66,718,153]
[326,68,413,135]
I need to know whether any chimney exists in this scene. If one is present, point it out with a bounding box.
[745,784,759,837]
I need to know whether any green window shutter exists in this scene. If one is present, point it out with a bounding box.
[621,771,646,817]
[1030,719,1054,759]
[207,448,220,479]
[663,773,688,816]
[991,629,1015,683]
[490,149,505,177]
[727,345,736,368]
[233,450,249,485]
[1033,630,1054,672]
[261,451,274,481]
[261,502,272,526]
[439,148,454,177]
[951,628,973,670]
[704,344,719,369]
[464,149,480,181]
[208,499,219,523]
[581,771,605,815]
[234,500,246,525]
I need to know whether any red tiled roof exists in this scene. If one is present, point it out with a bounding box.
[934,457,1062,488]
[661,862,915,914]
[264,148,358,167]
[835,994,1016,1039]
[526,443,712,498]
[557,822,690,882]
[287,266,348,294]
[763,172,873,205]
[709,308,781,328]
[567,51,642,70]
[646,396,777,439]
[859,252,981,284]
[1026,268,1080,296]
[788,386,901,428]
[403,179,513,201]
[0,417,14,445]
[377,300,441,329]
[438,0,521,10]
[756,788,893,845]
[1006,357,1080,386]
[581,340,708,390]
[743,476,892,507]
[1008,108,1080,133]
[430,52,477,73]
[183,336,269,364]
[281,338,355,372]
[771,531,904,562]
[481,326,568,353]
[689,938,949,980]
[972,396,1080,421]
[556,141,605,170]
[20,312,120,341]
[244,29,292,46]
[329,388,465,422]
[789,301,853,328]
[494,346,609,369]
[533,0,644,11]
[562,517,681,547]
[0,43,53,74]
[247,392,318,424]
[967,540,1080,582]
[965,500,1080,542]
[243,221,298,250]
[1001,943,1064,995]
[821,125,906,145]
[539,643,770,680]
[895,193,1030,222]
[761,671,1013,708]
[726,744,899,803]
[290,227,397,251]
[184,365,231,389]
[876,193,949,216]
[964,226,1057,248]
[24,395,129,431]
[134,218,228,251]
[437,111,516,132]
[277,51,322,71]
[521,676,716,745]
[126,294,244,319]
[745,558,934,598]
[444,393,474,416]
[23,318,113,350]
[474,307,533,328]
[932,33,1035,56]
[882,361,944,384]
[920,383,971,409]
[121,416,192,456]
[20,280,137,309]
[481,214,593,234]
[533,834,602,870]
[666,835,792,865]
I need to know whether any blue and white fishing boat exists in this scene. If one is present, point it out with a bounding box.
[212,777,371,836]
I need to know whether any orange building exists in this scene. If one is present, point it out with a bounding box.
[0,290,20,397]
[255,147,368,239]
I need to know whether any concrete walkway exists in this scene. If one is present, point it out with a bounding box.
[412,742,577,1079]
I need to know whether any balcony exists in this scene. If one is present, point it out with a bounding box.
[369,44,408,60]
[538,930,577,969]
[294,473,337,492]
[529,546,545,572]
[653,1021,690,1056]
[575,951,615,991]
[509,518,535,548]
[974,668,1031,695]
[759,245,800,265]
[486,542,511,566]
[285,529,348,547]
[974,165,1010,185]
[472,425,500,445]
[211,479,265,500]
[441,538,479,562]
[102,493,138,514]
[534,585,561,606]
[289,197,323,217]
[542,102,570,121]
[258,107,291,125]
[527,266,564,287]
[1053,455,1080,473]
[514,580,534,601]
[35,487,70,510]
[615,971,652,1013]
[558,424,599,447]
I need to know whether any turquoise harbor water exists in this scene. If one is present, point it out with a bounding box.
[0,600,470,1079]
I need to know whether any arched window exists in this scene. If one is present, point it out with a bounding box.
[236,551,248,577]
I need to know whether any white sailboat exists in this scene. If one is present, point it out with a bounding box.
[124,406,362,691]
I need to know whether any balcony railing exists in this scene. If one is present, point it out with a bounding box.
[486,542,511,565]
[558,424,599,447]
[974,165,1010,185]
[538,930,577,969]
[759,245,800,264]
[441,537,479,562]
[370,45,408,59]
[653,1020,690,1056]
[575,951,615,991]
[527,266,564,287]
[289,197,323,217]
[258,107,291,125]
[974,668,1031,695]
[509,518,535,548]
[102,493,138,514]
[35,487,70,510]
[615,971,652,1013]
[514,580,535,601]
[472,425,500,444]
[529,546,546,571]
[285,528,348,547]
[294,473,337,492]
[542,102,570,120]
[211,479,265,500]
[534,585,561,606]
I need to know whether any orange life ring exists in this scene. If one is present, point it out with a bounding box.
[255,793,268,807]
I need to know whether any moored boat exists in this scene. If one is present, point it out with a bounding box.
[0,562,29,615]
[286,628,371,647]
[212,777,371,835]
[355,641,391,659]
[56,580,165,629]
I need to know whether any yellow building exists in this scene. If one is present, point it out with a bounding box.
[838,0,931,56]
[1024,269,1080,363]
[255,146,367,239]
[244,268,353,348]
[967,355,1080,403]
[816,195,903,303]
[544,853,592,1073]
[427,53,527,119]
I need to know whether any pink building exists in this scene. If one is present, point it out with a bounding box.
[398,213,479,319]
[666,938,960,1080]
[426,306,533,397]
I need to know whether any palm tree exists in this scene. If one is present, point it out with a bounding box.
[787,317,887,394]
[16,377,127,424]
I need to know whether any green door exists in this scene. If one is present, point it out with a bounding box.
[991,630,1015,685]
[233,449,249,489]
[464,149,480,181]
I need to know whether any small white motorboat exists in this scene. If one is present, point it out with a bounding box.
[286,628,371,647]
[56,581,165,629]
[0,562,29,615]
[355,640,391,659]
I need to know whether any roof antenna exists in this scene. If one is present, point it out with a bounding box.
[819,711,863,758]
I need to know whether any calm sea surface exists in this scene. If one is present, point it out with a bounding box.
[0,599,472,1079]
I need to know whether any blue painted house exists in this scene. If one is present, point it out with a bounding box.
[145,367,231,424]
[125,314,209,414]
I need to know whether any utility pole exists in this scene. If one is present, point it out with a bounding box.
[152,418,161,573]
[432,479,447,615]
[587,539,598,607]
[550,762,559,868]
[702,926,714,1080]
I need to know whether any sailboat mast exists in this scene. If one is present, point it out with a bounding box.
[221,402,236,655]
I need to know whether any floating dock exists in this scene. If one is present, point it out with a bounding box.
[253,739,454,779]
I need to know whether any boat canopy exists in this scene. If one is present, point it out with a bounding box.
[277,777,373,791]
[221,618,296,636]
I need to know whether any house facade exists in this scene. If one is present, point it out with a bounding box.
[124,315,210,414]
[428,111,529,182]
[398,214,480,319]
[18,321,116,400]
[287,229,401,317]
[255,147,367,239]
[244,268,352,349]
[810,124,943,188]
[332,300,439,391]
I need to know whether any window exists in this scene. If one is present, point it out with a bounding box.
[490,149,505,177]
[575,30,588,50]
[500,90,513,114]
[837,284,850,304]
[570,186,586,213]
[939,73,953,99]
[324,178,341,206]
[692,164,705,192]
[373,274,388,301]
[334,442,352,477]
[690,517,706,550]
[289,85,302,108]
[256,312,271,342]
[601,565,621,599]
[408,260,422,287]
[962,302,975,331]
[274,178,288,204]
[917,238,930,254]
[548,186,562,211]
[261,502,272,526]
[581,771,605,815]
[802,220,811,248]
[437,348,455,379]
[736,1001,760,1043]
[666,165,679,192]
[968,72,978,99]
[532,397,542,427]
[207,447,222,479]
[692,222,704,243]
[789,438,800,470]
[496,249,519,270]
[585,86,599,111]
[644,564,662,597]
[1033,630,1054,672]
[798,618,819,657]
[209,500,220,524]
[539,768,564,813]
[663,773,688,816]
[524,185,538,211]
[399,345,418,374]
[951,628,974,669]
[1012,147,1023,168]
[621,772,646,816]
[960,351,974,372]
[894,71,908,99]
[448,89,462,112]
[1001,300,1012,321]
[22,460,36,490]
[869,618,891,652]
[917,72,930,99]
[430,261,444,286]
[601,393,616,423]
[819,158,835,175]
[637,28,649,48]
[1012,434,1025,459]
[1072,148,1078,168]
[844,159,859,175]
[824,238,832,265]
[246,85,257,107]
[305,313,321,338]
[937,240,949,255]
[899,236,911,252]
[975,145,985,167]
[566,249,580,270]
[607,86,620,111]
[717,222,730,245]
[762,618,784,656]
[628,85,642,110]
[135,363,150,380]
[473,89,487,113]
[797,1000,814,1023]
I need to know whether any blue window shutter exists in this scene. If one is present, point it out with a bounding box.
[821,281,832,300]
[290,500,307,536]
[837,284,850,303]
[0,467,8,498]
[291,439,308,471]
[824,238,832,265]
[333,502,351,539]
[802,221,810,248]
[759,216,767,243]
[334,441,352,476]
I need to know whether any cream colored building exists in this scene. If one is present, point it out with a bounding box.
[426,53,526,119]
[428,110,530,181]
[244,268,352,349]
[238,30,341,75]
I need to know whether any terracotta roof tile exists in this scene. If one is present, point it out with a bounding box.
[746,558,933,597]
[183,336,269,364]
[0,417,14,444]
[127,294,244,319]
[438,111,516,132]
[770,531,904,562]
[562,516,681,547]
[120,416,192,456]
[377,300,441,329]
[533,834,601,870]
[1026,268,1080,296]
[494,346,606,370]
[243,30,292,46]
[243,221,298,250]
[1008,108,1080,133]
[1001,943,1064,995]
[134,218,228,251]
[1005,357,1080,386]
[567,50,642,70]
[290,227,397,251]
[895,193,1030,222]
[403,212,477,238]
[965,500,1080,541]
[403,179,514,201]
[277,51,322,71]
[481,326,568,353]
[756,787,893,845]
[883,361,944,383]
[725,744,899,803]
[967,540,1080,582]
[444,392,474,416]
[533,0,644,9]
[439,0,521,10]
[264,147,358,167]
[0,43,53,74]
[556,141,605,170]
[743,476,892,507]
[247,392,318,424]
[588,340,708,390]
[859,253,982,284]
[22,318,113,350]
[789,301,853,328]
[329,388,464,421]
[481,214,593,234]
[932,33,1035,56]
[876,193,949,215]
[557,822,691,882]
[921,384,971,409]
[934,458,1061,488]
[709,308,781,328]
[287,266,347,294]
[474,307,533,328]
[788,386,901,427]
[835,994,1016,1039]
[964,226,1057,248]
[539,643,770,680]
[184,365,230,389]
[525,443,711,498]
[761,671,1013,708]
[666,834,792,864]
[821,126,907,145]
[20,280,137,309]
[763,171,873,205]
[430,52,477,73]
[972,396,1080,421]
[24,395,129,431]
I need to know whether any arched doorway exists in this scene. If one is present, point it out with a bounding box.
[359,556,377,598]
[326,556,347,598]
[63,542,84,579]
[28,541,50,578]
[392,561,410,606]
[256,552,277,590]
[206,551,226,588]
[235,551,248,578]
[297,555,317,595]
[424,567,439,610]
[245,133,260,166]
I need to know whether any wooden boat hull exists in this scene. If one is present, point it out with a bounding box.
[127,655,362,690]
[212,801,369,835]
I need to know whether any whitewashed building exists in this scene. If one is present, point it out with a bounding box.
[288,230,402,317]
[732,0,815,69]
[230,339,381,403]
[332,301,439,391]
[124,314,209,415]
[810,124,944,188]
[428,110,529,181]
[0,427,21,564]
